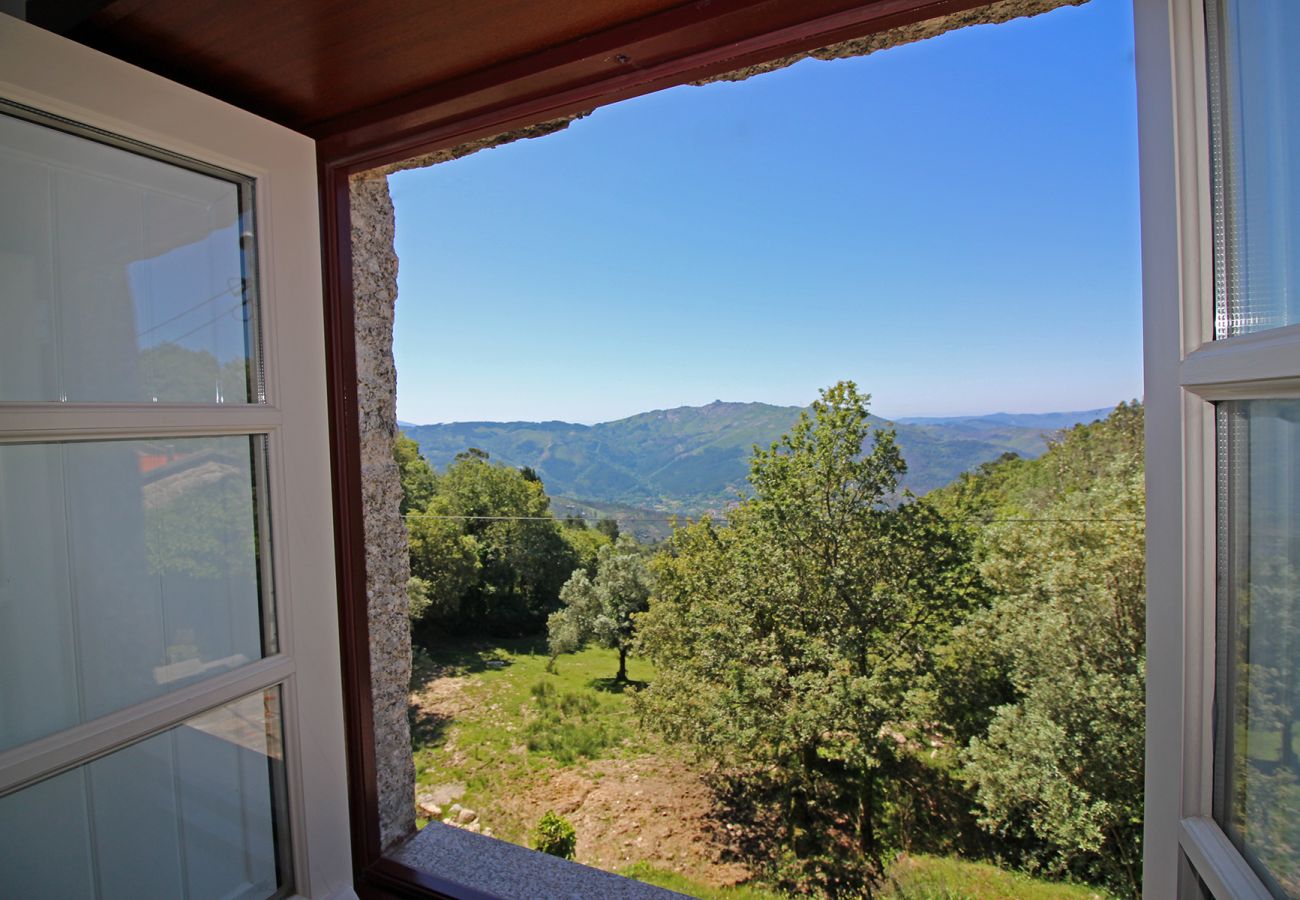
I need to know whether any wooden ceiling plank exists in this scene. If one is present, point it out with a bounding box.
[24,0,121,34]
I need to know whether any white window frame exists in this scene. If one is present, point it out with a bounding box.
[0,16,354,899]
[1137,0,1300,896]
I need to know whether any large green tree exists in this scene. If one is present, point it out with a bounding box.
[548,535,652,681]
[929,403,1147,897]
[397,439,578,635]
[636,382,979,891]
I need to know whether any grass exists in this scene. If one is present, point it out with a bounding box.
[410,636,654,844]
[617,855,1110,900]
[618,862,786,899]
[883,855,1110,900]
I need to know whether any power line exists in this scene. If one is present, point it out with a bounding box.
[401,512,1144,525]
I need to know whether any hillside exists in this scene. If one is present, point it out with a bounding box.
[402,401,1115,515]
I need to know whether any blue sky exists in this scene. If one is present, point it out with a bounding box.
[391,0,1141,425]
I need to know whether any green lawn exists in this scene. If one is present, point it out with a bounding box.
[883,855,1110,900]
[410,637,655,844]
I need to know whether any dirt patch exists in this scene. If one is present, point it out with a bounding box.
[513,755,753,888]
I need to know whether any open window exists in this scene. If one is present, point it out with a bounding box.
[1140,0,1300,896]
[0,17,353,899]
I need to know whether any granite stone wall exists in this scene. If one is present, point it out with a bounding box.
[350,173,417,849]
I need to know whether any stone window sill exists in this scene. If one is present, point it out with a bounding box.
[390,822,687,899]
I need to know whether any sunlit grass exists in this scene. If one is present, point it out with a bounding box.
[410,637,654,844]
[883,854,1111,900]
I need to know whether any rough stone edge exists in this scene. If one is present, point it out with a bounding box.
[365,114,590,180]
[694,0,1088,85]
[349,174,417,849]
[345,0,1089,856]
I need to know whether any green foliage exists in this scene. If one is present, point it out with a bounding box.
[548,535,652,681]
[395,432,437,514]
[559,519,612,576]
[925,403,1146,897]
[531,811,577,859]
[636,382,981,892]
[396,439,579,636]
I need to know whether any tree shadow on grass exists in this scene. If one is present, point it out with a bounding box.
[407,635,545,749]
[409,703,451,747]
[412,634,547,679]
[588,676,650,694]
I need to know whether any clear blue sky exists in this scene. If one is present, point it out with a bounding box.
[391,0,1141,425]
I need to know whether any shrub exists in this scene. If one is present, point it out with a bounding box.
[532,811,577,860]
[525,682,610,764]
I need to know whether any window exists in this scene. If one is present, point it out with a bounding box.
[1141,0,1300,896]
[0,16,351,899]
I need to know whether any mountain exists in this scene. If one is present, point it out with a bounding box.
[895,408,1113,430]
[401,401,1113,516]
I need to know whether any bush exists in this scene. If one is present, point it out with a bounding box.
[532,810,577,859]
[524,681,610,764]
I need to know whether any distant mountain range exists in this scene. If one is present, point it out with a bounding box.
[401,401,1114,526]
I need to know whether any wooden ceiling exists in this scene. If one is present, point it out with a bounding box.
[28,0,992,171]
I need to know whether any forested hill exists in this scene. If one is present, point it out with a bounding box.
[402,400,1113,514]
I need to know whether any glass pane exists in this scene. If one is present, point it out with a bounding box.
[0,436,273,752]
[1215,400,1300,899]
[0,103,259,403]
[0,688,291,900]
[1207,0,1300,337]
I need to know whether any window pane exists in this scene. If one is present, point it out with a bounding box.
[0,688,291,900]
[0,436,273,752]
[0,104,260,403]
[1215,400,1300,899]
[1207,0,1300,337]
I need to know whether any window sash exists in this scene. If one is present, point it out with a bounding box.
[1156,0,1300,897]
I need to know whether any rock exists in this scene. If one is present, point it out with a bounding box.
[450,803,463,815]
[483,828,494,837]
[464,821,482,833]
[456,807,478,825]
[415,793,442,818]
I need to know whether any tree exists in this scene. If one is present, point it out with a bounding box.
[394,433,436,515]
[636,382,979,891]
[548,535,652,681]
[396,441,578,636]
[940,403,1147,897]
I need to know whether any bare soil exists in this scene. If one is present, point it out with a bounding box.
[411,666,755,888]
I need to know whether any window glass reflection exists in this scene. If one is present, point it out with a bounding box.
[1208,0,1300,337]
[0,105,258,403]
[1216,400,1300,898]
[0,436,271,751]
[0,689,291,899]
